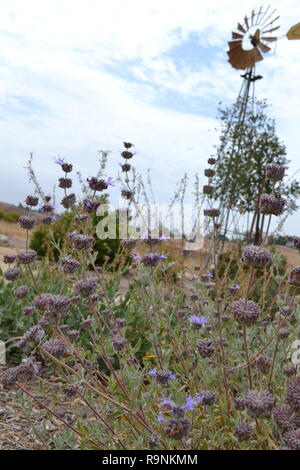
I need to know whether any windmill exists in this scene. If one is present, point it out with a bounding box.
[219,5,300,246]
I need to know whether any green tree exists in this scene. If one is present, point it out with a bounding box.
[212,98,300,243]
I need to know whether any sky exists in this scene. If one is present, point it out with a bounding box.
[0,0,300,235]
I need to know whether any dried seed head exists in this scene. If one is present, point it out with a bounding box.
[204,208,220,218]
[231,299,260,326]
[61,193,76,209]
[233,397,245,411]
[58,177,72,189]
[256,355,272,375]
[60,256,80,273]
[121,150,134,160]
[17,249,37,265]
[259,193,285,216]
[25,195,39,207]
[266,164,285,182]
[17,325,46,352]
[241,244,271,268]
[204,168,215,178]
[112,335,127,351]
[202,391,216,406]
[4,267,21,281]
[203,185,214,195]
[273,404,300,433]
[196,339,215,358]
[287,377,300,412]
[283,429,300,450]
[19,215,36,230]
[234,422,254,441]
[14,285,30,299]
[207,158,216,165]
[75,277,98,296]
[121,239,138,250]
[165,408,191,440]
[243,390,276,418]
[3,254,16,264]
[42,338,67,358]
[283,364,297,377]
[71,234,94,250]
[147,433,160,449]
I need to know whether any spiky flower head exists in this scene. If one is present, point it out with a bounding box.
[14,285,30,299]
[121,238,137,250]
[112,335,127,351]
[266,164,285,182]
[17,249,37,265]
[259,193,285,216]
[17,325,45,352]
[283,429,300,450]
[207,157,216,165]
[231,299,260,326]
[58,177,72,189]
[204,168,215,178]
[204,208,220,218]
[19,215,36,230]
[288,266,300,287]
[25,195,39,207]
[42,338,67,358]
[202,390,217,406]
[33,293,71,314]
[147,433,160,449]
[287,377,300,412]
[273,404,300,433]
[121,150,134,160]
[234,422,254,441]
[61,193,76,209]
[75,277,98,296]
[243,390,276,418]
[3,254,16,264]
[283,364,297,377]
[203,185,214,195]
[233,397,245,411]
[60,256,80,273]
[121,189,133,200]
[0,357,41,388]
[148,368,176,384]
[23,305,34,316]
[67,330,80,341]
[71,234,94,250]
[83,198,100,213]
[241,244,271,268]
[256,355,272,374]
[165,407,191,441]
[120,163,131,172]
[4,267,21,281]
[196,338,215,358]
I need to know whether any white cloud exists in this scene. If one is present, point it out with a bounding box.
[0,0,299,233]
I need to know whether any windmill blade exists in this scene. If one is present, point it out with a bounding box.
[244,15,250,29]
[227,44,263,70]
[257,41,271,53]
[261,8,277,28]
[259,5,271,25]
[263,22,280,33]
[237,22,246,33]
[256,6,263,25]
[261,36,277,42]
[228,40,243,50]
[287,22,300,40]
[250,10,255,26]
[232,31,244,40]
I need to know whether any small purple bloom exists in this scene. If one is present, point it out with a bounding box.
[183,395,205,411]
[55,157,65,166]
[188,315,208,326]
[105,177,115,187]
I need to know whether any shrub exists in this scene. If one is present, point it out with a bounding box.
[3,211,20,223]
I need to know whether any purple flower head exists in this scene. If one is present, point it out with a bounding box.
[68,230,77,239]
[159,396,174,408]
[157,412,167,423]
[105,177,115,187]
[188,315,208,326]
[183,395,205,411]
[149,368,176,384]
[55,157,65,166]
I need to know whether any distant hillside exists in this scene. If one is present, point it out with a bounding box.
[0,201,44,220]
